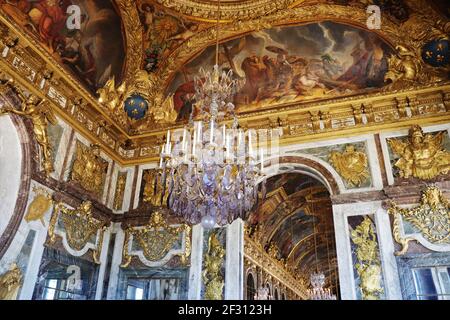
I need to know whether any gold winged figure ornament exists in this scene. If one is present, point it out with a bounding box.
[97,76,127,112]
[151,93,177,125]
[329,145,369,187]
[0,83,57,175]
[388,125,450,180]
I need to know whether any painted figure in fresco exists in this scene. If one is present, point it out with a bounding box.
[173,81,196,120]
[168,22,391,118]
[1,0,125,91]
[1,0,71,52]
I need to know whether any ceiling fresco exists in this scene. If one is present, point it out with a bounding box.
[0,0,448,163]
[0,0,126,94]
[247,173,336,284]
[166,21,393,121]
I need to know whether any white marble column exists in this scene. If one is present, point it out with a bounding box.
[188,224,204,300]
[94,228,112,300]
[106,223,125,300]
[18,225,47,300]
[225,219,244,300]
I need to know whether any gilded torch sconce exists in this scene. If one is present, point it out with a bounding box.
[47,201,110,264]
[388,186,450,256]
[121,211,191,268]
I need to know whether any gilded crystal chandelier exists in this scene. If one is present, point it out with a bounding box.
[254,286,272,300]
[158,0,264,229]
[308,272,337,300]
[307,189,337,300]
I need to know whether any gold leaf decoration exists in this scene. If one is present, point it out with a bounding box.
[388,186,450,255]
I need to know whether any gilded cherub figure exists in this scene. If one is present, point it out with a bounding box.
[388,125,450,180]
[329,145,369,187]
[0,263,22,300]
[0,83,57,175]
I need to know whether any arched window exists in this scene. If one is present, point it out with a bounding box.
[274,288,279,300]
[246,273,256,300]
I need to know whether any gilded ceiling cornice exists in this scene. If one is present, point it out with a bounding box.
[154,0,304,22]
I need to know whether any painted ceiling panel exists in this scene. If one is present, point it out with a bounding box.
[0,0,126,94]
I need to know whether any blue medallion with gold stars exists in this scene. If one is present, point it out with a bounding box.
[124,94,149,120]
[422,39,450,68]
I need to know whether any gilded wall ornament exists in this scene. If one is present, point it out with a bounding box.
[121,211,191,267]
[70,142,108,197]
[384,45,422,88]
[202,232,225,300]
[350,216,384,300]
[0,81,57,176]
[388,186,450,256]
[142,168,170,207]
[388,125,450,180]
[0,263,22,300]
[24,186,53,226]
[329,145,369,187]
[48,201,108,264]
[113,173,127,211]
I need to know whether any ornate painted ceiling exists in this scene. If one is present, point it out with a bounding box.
[0,0,448,164]
[247,173,337,288]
